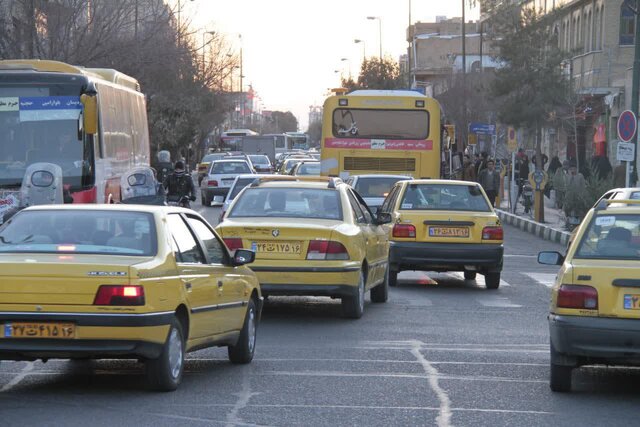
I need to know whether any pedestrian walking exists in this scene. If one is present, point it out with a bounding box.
[478,159,500,207]
[462,155,476,182]
[553,160,568,209]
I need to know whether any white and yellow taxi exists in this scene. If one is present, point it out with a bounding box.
[0,205,261,391]
[539,200,640,392]
[380,179,504,289]
[215,176,391,318]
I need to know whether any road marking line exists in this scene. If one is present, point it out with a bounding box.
[186,358,548,366]
[410,341,452,427]
[258,370,546,383]
[524,272,556,288]
[225,373,260,427]
[448,272,512,288]
[476,296,522,308]
[0,361,34,393]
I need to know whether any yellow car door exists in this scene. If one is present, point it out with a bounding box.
[346,189,383,287]
[185,214,248,334]
[166,214,220,338]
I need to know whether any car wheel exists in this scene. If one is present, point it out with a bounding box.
[550,363,573,392]
[389,269,398,287]
[342,272,365,319]
[485,272,500,289]
[370,265,389,303]
[228,298,258,364]
[146,318,184,391]
[464,271,477,280]
[201,193,209,206]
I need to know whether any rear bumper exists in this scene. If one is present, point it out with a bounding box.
[252,264,362,297]
[549,314,640,366]
[202,187,230,197]
[389,241,503,272]
[0,339,164,361]
[260,284,355,298]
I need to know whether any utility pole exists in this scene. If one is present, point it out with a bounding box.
[630,0,640,186]
[408,0,412,87]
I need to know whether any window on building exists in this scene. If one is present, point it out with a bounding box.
[621,0,635,46]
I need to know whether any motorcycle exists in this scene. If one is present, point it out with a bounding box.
[522,180,534,214]
[166,195,193,209]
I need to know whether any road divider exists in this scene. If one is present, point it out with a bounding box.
[496,209,571,246]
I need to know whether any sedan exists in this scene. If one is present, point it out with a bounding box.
[0,205,261,391]
[248,154,274,173]
[346,174,413,210]
[290,161,320,176]
[201,159,255,206]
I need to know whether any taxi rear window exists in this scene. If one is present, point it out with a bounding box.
[229,188,342,220]
[211,161,251,174]
[399,184,491,212]
[575,214,640,260]
[0,210,156,256]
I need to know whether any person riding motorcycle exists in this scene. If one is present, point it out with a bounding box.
[164,161,196,207]
[155,150,173,184]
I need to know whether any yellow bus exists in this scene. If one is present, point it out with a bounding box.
[320,90,442,179]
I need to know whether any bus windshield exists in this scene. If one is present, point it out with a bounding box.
[332,109,429,140]
[0,84,92,190]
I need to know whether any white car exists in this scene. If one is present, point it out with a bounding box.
[346,174,413,210]
[201,159,255,206]
[219,174,272,222]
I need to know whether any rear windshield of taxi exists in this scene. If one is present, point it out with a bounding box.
[0,210,157,256]
[399,184,491,212]
[249,155,270,165]
[229,188,342,220]
[575,214,640,260]
[356,177,408,198]
[211,161,251,174]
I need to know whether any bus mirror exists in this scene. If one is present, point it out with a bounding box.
[81,94,98,135]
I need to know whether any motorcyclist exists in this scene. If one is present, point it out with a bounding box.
[155,150,173,184]
[164,161,196,207]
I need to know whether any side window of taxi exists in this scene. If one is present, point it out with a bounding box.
[186,216,227,264]
[347,190,369,224]
[167,214,205,264]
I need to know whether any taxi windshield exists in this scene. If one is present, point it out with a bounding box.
[575,214,640,260]
[229,187,342,220]
[399,184,491,212]
[0,210,156,256]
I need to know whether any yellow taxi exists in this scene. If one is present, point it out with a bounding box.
[215,176,391,318]
[538,199,640,392]
[379,179,504,289]
[0,205,261,391]
[197,152,228,185]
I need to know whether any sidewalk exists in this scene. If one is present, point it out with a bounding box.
[495,191,572,246]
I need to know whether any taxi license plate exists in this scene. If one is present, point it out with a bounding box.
[4,322,76,339]
[252,241,302,254]
[624,295,640,310]
[429,227,469,238]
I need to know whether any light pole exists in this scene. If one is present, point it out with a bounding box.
[340,57,351,78]
[201,30,215,76]
[366,16,382,58]
[354,39,366,62]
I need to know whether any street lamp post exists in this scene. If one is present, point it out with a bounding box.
[354,39,366,62]
[201,30,215,77]
[366,16,382,58]
[340,57,351,78]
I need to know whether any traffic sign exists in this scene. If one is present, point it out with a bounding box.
[507,126,517,152]
[617,141,636,162]
[617,110,637,142]
[469,122,496,135]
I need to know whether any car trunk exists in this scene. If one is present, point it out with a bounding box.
[219,219,339,260]
[397,210,499,244]
[572,259,640,319]
[0,254,142,306]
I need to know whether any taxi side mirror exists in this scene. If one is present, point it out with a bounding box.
[376,212,392,225]
[538,251,564,266]
[232,248,255,266]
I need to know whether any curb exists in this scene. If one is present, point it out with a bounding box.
[495,209,571,246]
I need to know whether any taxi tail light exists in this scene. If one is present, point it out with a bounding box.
[306,240,350,260]
[224,238,243,250]
[557,284,598,310]
[393,224,416,238]
[482,226,503,240]
[94,285,145,306]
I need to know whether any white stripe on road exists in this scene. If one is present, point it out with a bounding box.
[0,361,33,392]
[448,272,511,288]
[524,272,557,288]
[411,340,452,427]
[186,357,548,366]
[476,296,522,308]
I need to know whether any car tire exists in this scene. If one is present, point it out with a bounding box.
[550,363,573,392]
[201,193,209,207]
[146,318,185,392]
[464,271,477,280]
[342,273,365,319]
[485,272,500,289]
[389,269,398,287]
[370,266,389,303]
[228,298,258,364]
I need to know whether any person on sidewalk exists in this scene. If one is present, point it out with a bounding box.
[614,162,626,188]
[516,154,530,203]
[478,159,500,207]
[553,160,568,209]
[462,155,476,182]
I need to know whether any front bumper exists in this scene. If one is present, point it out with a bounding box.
[389,241,503,272]
[549,314,640,365]
[0,311,171,361]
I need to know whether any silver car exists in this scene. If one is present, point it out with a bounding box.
[201,159,255,206]
[346,174,413,210]
[218,174,270,221]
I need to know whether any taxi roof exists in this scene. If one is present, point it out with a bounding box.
[22,204,193,215]
[401,179,479,186]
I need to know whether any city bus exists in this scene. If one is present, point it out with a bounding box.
[220,128,258,151]
[0,59,149,210]
[284,131,310,150]
[320,90,442,179]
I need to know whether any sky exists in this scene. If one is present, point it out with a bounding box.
[184,0,480,130]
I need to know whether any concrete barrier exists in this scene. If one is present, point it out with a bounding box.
[496,209,571,246]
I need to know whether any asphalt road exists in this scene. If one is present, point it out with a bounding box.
[2,201,640,426]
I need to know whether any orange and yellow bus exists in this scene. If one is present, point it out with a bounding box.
[320,90,442,179]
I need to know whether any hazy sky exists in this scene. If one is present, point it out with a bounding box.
[184,0,479,129]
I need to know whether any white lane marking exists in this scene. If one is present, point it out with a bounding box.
[186,358,547,366]
[410,341,452,427]
[524,272,556,288]
[476,296,522,308]
[0,361,34,392]
[448,272,511,288]
[225,374,260,427]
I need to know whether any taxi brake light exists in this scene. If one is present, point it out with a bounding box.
[57,245,76,251]
[94,285,145,306]
[482,226,503,240]
[393,224,416,238]
[224,238,243,250]
[306,240,349,260]
[557,284,598,310]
